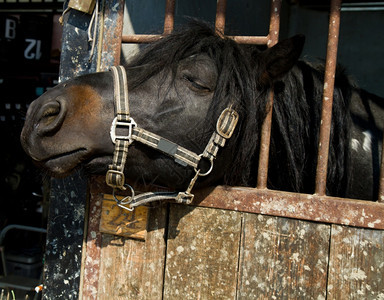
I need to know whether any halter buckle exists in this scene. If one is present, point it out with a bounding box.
[110,116,137,144]
[106,169,126,189]
[216,107,239,139]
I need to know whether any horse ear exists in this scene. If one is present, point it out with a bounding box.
[257,34,305,86]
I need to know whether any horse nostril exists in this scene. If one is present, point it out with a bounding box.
[40,103,60,122]
[37,99,67,136]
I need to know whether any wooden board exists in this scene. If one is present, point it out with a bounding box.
[328,225,384,299]
[163,205,242,299]
[237,214,330,299]
[81,178,168,300]
[97,205,168,300]
[81,179,104,300]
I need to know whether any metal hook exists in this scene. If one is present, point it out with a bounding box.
[112,184,135,211]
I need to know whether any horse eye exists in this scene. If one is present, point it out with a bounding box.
[183,75,211,92]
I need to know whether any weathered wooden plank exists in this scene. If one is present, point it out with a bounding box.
[194,186,384,229]
[97,205,168,300]
[78,0,124,296]
[164,205,242,299]
[82,177,169,299]
[328,225,384,299]
[237,214,330,299]
[81,177,104,300]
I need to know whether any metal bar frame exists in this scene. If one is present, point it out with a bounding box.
[119,0,384,227]
[315,0,342,196]
[257,0,281,189]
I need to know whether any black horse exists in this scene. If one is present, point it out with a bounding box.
[21,21,383,200]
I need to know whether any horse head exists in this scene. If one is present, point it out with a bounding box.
[21,22,304,192]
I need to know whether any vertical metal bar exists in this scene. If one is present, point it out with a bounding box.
[256,0,281,189]
[315,0,342,196]
[98,0,125,70]
[378,138,384,202]
[267,0,281,47]
[163,0,175,34]
[215,0,227,33]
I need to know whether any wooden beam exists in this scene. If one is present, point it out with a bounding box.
[193,186,384,230]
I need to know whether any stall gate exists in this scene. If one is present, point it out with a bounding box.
[43,0,384,299]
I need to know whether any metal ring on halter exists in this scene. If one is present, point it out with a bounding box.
[113,183,135,206]
[195,154,214,176]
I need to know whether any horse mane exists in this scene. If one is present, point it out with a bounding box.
[268,61,352,195]
[125,21,353,196]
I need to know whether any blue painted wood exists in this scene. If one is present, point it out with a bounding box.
[43,173,88,299]
[42,5,95,300]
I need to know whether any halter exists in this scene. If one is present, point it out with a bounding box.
[106,66,239,211]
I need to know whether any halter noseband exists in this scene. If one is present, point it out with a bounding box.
[106,66,238,211]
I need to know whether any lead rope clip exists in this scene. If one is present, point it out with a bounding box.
[112,184,135,211]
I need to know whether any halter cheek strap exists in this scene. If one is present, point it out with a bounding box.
[106,66,132,189]
[106,66,239,210]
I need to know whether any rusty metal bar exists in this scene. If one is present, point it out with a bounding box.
[163,0,175,34]
[315,0,342,196]
[122,34,164,43]
[193,185,384,230]
[257,92,274,189]
[266,0,281,47]
[215,0,227,33]
[122,33,272,45]
[230,35,269,45]
[256,0,281,189]
[379,138,384,202]
[99,0,124,70]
